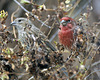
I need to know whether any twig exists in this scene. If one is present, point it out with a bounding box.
[69,0,81,17]
[13,0,51,28]
[48,65,69,80]
[3,72,29,75]
[11,7,19,38]
[0,32,5,33]
[38,17,50,37]
[91,60,100,67]
[49,30,58,42]
[82,30,100,79]
[69,71,80,79]
[28,76,34,80]
[84,70,100,80]
[83,30,100,65]
[72,0,91,18]
[46,20,56,39]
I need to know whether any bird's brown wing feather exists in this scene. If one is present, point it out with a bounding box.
[26,24,57,51]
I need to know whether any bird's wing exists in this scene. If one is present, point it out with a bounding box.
[30,24,57,51]
[28,25,46,39]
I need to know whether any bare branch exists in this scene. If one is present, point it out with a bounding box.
[49,30,58,42]
[84,70,100,80]
[11,7,19,38]
[46,20,56,39]
[91,60,100,67]
[13,0,51,28]
[69,0,81,17]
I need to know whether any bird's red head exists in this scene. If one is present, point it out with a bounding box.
[60,17,75,31]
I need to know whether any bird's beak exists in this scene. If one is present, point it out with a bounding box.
[60,20,66,24]
[10,21,16,26]
[60,20,67,26]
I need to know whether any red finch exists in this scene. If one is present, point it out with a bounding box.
[58,17,76,49]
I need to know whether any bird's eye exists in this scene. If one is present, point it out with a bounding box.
[61,20,71,26]
[67,20,71,23]
[18,20,21,22]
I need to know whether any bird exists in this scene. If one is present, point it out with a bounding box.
[10,18,56,52]
[58,17,77,49]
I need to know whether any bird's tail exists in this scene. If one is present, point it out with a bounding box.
[37,38,57,52]
[44,40,57,51]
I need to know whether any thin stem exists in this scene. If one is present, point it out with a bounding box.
[84,70,100,80]
[38,17,50,37]
[11,7,19,38]
[13,0,51,28]
[69,0,81,17]
[46,20,56,39]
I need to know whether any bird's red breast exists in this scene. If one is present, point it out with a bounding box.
[58,17,75,49]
